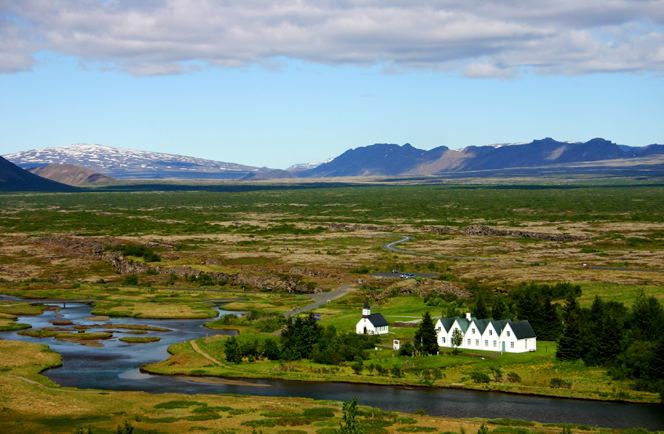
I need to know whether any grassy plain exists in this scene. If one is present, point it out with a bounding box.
[1,179,664,430]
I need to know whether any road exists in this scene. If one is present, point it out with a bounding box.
[283,283,355,318]
[379,235,664,273]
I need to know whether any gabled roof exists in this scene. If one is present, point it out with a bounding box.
[454,317,471,333]
[473,318,491,334]
[509,320,536,339]
[367,313,389,327]
[437,317,456,332]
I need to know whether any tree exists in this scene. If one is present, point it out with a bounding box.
[414,311,438,355]
[492,297,507,320]
[262,337,281,361]
[539,296,562,341]
[115,421,134,434]
[630,289,664,341]
[451,328,463,355]
[280,312,324,360]
[478,424,489,434]
[472,293,490,319]
[224,336,242,364]
[340,396,363,434]
[557,310,583,361]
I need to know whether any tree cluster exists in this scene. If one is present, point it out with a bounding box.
[557,289,664,395]
[224,312,378,365]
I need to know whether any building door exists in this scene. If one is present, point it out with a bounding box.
[502,341,505,351]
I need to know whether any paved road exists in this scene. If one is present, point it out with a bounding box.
[283,283,355,318]
[370,272,439,278]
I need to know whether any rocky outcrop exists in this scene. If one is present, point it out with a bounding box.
[320,222,397,232]
[459,225,586,241]
[377,278,472,301]
[35,236,110,256]
[288,267,339,279]
[102,252,154,274]
[420,226,455,234]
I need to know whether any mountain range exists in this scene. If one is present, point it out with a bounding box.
[4,138,664,186]
[0,156,76,192]
[297,138,664,177]
[4,143,264,180]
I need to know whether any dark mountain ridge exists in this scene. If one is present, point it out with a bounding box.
[298,138,664,178]
[0,156,77,192]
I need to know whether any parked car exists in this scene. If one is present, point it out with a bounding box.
[391,269,400,273]
[400,273,415,279]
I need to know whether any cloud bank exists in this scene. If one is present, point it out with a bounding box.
[2,0,663,77]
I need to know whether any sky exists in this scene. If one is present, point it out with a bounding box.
[1,0,663,169]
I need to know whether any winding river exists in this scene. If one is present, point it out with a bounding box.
[1,299,663,430]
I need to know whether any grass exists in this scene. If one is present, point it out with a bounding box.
[118,336,160,343]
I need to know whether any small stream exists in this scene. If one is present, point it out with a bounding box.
[1,298,663,430]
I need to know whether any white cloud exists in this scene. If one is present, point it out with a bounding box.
[1,0,663,77]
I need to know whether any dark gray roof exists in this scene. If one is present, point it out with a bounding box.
[455,318,471,333]
[363,299,371,309]
[509,321,536,339]
[437,317,457,332]
[367,313,389,327]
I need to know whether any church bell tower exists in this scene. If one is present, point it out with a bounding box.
[362,299,371,318]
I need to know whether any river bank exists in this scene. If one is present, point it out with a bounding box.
[141,336,661,405]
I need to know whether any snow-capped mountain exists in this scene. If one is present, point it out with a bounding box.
[287,158,335,172]
[4,144,266,180]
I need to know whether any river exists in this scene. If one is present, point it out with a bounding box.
[1,299,662,430]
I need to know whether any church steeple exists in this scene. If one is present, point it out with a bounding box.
[362,299,371,318]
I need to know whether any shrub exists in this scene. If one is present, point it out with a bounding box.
[397,417,417,424]
[414,409,427,416]
[550,378,572,389]
[241,419,277,428]
[303,408,335,419]
[470,372,491,384]
[506,372,521,383]
[122,275,139,286]
[154,401,206,409]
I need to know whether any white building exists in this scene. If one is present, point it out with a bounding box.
[356,299,389,335]
[435,313,536,353]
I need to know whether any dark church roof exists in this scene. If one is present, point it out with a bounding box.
[363,299,371,309]
[367,313,389,327]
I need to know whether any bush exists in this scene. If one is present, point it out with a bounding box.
[414,409,427,416]
[470,372,491,384]
[122,275,139,286]
[241,419,277,428]
[550,378,572,389]
[397,417,417,424]
[303,408,336,419]
[154,400,206,409]
[487,419,534,427]
[396,427,436,433]
[506,372,521,383]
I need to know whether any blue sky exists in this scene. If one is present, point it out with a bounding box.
[1,1,663,169]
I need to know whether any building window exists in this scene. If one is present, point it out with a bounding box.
[472,328,475,334]
[493,340,496,347]
[467,339,471,345]
[489,330,492,335]
[475,339,479,345]
[442,337,446,344]
[511,342,514,349]
[484,340,488,346]
[507,331,511,337]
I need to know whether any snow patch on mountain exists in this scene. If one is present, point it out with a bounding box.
[287,158,335,171]
[4,144,263,180]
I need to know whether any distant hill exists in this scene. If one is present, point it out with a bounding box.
[239,169,298,181]
[4,144,267,180]
[0,156,77,192]
[298,138,664,177]
[27,164,114,186]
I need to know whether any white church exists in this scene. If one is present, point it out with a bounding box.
[435,313,536,353]
[355,299,389,335]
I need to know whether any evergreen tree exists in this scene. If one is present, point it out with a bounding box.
[630,289,664,341]
[539,296,562,341]
[472,293,490,319]
[517,290,545,337]
[557,310,583,361]
[280,312,323,360]
[415,311,438,355]
[492,297,507,320]
[224,336,242,364]
[262,337,281,361]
